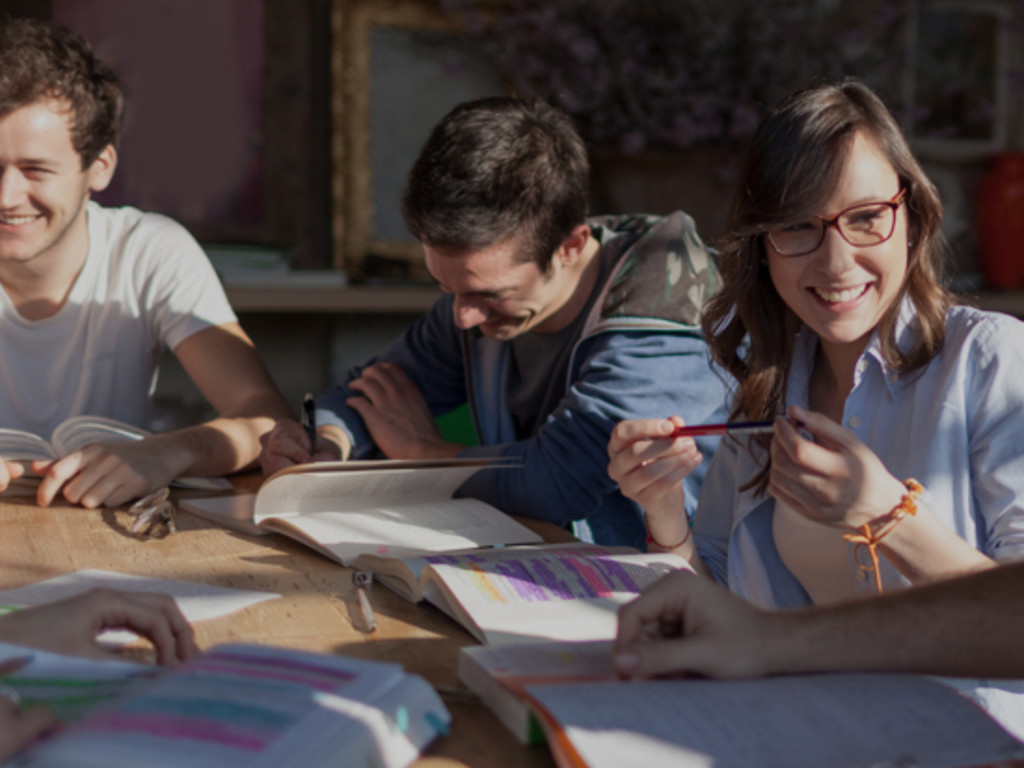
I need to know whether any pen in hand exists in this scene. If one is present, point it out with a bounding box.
[301,393,317,454]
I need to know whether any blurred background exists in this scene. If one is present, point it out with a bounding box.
[3,0,1022,425]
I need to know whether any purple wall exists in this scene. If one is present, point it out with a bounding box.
[54,0,265,228]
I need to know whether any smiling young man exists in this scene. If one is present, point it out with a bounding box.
[259,97,728,547]
[0,19,290,507]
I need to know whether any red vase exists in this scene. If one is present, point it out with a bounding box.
[977,152,1024,289]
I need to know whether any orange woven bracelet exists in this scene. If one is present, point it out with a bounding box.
[842,478,924,593]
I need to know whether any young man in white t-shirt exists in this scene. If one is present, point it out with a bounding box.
[0,18,290,508]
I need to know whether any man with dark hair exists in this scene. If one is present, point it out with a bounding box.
[0,18,290,507]
[260,97,728,547]
[401,98,590,271]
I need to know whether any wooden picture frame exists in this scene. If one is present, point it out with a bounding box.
[331,0,503,280]
[905,0,1012,160]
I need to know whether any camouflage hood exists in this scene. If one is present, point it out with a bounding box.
[582,211,719,337]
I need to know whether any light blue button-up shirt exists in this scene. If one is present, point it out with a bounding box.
[694,301,1024,609]
[692,301,1024,739]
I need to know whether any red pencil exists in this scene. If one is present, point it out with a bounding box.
[670,420,775,438]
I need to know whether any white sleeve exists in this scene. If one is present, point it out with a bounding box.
[125,212,238,351]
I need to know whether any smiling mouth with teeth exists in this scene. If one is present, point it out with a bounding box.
[813,285,869,303]
[0,215,38,225]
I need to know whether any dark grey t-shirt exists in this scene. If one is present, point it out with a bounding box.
[506,255,613,438]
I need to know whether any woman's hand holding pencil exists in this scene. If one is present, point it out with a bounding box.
[607,418,705,509]
[606,417,705,558]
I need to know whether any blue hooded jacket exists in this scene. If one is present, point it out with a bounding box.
[317,212,731,547]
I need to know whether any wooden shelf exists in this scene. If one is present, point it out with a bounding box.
[224,278,441,314]
[221,278,1024,318]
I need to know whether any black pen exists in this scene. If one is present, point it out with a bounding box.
[302,393,317,451]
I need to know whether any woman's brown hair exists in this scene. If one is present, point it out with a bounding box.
[701,79,953,494]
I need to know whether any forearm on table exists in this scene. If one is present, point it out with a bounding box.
[315,384,457,460]
[163,394,291,476]
[315,302,468,457]
[761,565,1024,679]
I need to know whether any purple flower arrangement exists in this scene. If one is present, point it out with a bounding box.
[442,0,911,153]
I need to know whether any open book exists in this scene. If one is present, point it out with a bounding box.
[4,642,450,768]
[0,414,229,491]
[357,543,691,645]
[179,458,543,561]
[460,639,1024,766]
[523,673,1024,768]
[459,639,614,744]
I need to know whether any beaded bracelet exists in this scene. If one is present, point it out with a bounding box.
[842,478,924,593]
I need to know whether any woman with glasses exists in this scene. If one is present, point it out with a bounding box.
[607,79,1024,610]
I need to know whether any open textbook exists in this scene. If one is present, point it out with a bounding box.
[523,673,1024,768]
[0,414,229,490]
[460,640,1024,766]
[459,639,615,743]
[357,543,690,645]
[179,457,543,560]
[1,642,450,768]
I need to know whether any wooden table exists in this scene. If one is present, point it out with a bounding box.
[0,485,564,768]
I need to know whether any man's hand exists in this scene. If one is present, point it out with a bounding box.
[346,363,461,460]
[32,438,187,509]
[614,570,783,680]
[0,588,199,666]
[0,460,26,492]
[257,419,343,476]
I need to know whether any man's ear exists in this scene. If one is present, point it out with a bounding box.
[555,224,592,267]
[86,144,118,193]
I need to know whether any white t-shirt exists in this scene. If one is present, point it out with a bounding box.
[0,202,237,438]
